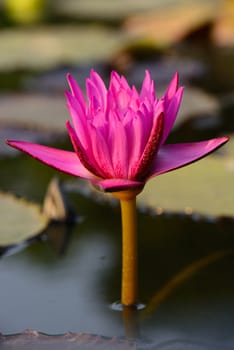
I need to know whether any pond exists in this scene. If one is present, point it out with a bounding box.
[0,2,234,348]
[1,121,234,350]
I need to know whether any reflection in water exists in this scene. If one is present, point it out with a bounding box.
[0,232,121,335]
[141,249,234,319]
[140,338,232,350]
[123,305,139,340]
[46,222,75,257]
[119,250,234,350]
[0,191,234,347]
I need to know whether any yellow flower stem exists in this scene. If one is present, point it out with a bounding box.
[112,189,142,306]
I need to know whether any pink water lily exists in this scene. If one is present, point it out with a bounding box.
[7,70,228,193]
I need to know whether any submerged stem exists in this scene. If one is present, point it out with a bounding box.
[112,190,141,306]
[123,305,139,339]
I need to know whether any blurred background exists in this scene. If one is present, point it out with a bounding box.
[0,0,233,149]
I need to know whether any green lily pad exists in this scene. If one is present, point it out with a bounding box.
[0,193,48,246]
[138,136,233,218]
[124,0,219,46]
[0,25,129,70]
[0,94,68,156]
[0,94,67,131]
[0,125,65,157]
[0,330,135,349]
[54,0,161,20]
[213,0,234,46]
[159,86,219,130]
[54,0,219,24]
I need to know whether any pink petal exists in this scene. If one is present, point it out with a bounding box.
[89,69,107,109]
[164,72,179,101]
[132,111,164,180]
[128,101,163,178]
[109,71,131,94]
[109,71,120,94]
[66,121,102,178]
[67,74,86,113]
[65,92,90,149]
[108,113,128,178]
[129,86,140,111]
[125,110,147,174]
[6,140,96,180]
[92,178,144,192]
[116,88,131,112]
[147,137,229,179]
[86,78,102,110]
[90,69,107,91]
[140,70,155,102]
[88,124,114,178]
[120,75,131,91]
[160,86,184,145]
[108,73,131,113]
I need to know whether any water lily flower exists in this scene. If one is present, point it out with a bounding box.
[6,70,228,307]
[6,70,228,193]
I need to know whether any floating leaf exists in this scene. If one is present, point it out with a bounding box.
[138,136,234,218]
[212,0,234,46]
[178,87,219,122]
[0,94,68,156]
[0,94,67,132]
[0,125,65,157]
[0,26,128,70]
[124,1,219,46]
[0,193,48,246]
[0,330,135,349]
[157,86,219,130]
[54,0,164,21]
[180,88,219,130]
[141,249,232,319]
[43,177,76,222]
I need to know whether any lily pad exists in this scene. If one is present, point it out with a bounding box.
[153,86,219,131]
[0,93,69,156]
[0,94,67,131]
[212,0,234,46]
[138,136,233,218]
[0,193,48,246]
[0,94,68,156]
[174,87,219,129]
[0,330,135,349]
[124,0,220,46]
[54,0,219,25]
[0,125,66,157]
[0,25,128,70]
[54,0,161,20]
[42,177,76,222]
